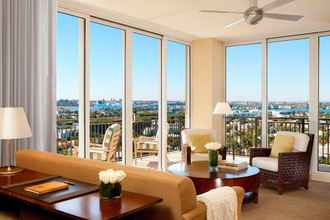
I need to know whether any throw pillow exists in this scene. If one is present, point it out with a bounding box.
[188,134,213,153]
[270,134,295,157]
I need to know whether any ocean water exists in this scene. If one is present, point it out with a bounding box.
[58,104,330,115]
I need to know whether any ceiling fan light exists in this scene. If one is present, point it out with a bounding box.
[244,7,263,25]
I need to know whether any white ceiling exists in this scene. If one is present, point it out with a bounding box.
[72,0,330,42]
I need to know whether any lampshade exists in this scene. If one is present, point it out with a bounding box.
[213,102,232,115]
[0,107,32,140]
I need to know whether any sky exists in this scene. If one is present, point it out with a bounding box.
[267,39,309,102]
[227,37,330,103]
[56,13,186,102]
[226,43,262,102]
[57,12,330,103]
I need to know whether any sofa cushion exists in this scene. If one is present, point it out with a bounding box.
[252,157,278,172]
[277,131,310,152]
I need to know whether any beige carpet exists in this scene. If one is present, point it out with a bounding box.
[242,181,330,220]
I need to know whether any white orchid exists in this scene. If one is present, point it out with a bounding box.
[98,169,127,184]
[204,142,222,151]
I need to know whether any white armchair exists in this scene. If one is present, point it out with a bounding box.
[181,128,227,164]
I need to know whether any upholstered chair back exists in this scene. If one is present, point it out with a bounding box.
[103,123,121,161]
[276,131,310,152]
[181,128,215,145]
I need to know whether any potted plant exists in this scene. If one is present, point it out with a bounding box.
[98,169,127,199]
[205,142,222,167]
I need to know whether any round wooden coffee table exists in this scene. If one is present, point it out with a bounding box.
[167,161,260,203]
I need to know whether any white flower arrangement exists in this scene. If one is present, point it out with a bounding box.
[204,142,222,151]
[98,169,127,184]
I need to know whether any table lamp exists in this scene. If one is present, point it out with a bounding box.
[213,102,233,159]
[213,102,232,115]
[0,107,32,175]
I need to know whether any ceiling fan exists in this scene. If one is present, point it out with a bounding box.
[200,0,304,28]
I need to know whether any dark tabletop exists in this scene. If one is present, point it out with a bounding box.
[168,161,260,180]
[54,191,162,220]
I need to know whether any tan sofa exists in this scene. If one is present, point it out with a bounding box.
[16,150,244,220]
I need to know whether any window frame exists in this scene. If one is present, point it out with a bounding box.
[225,31,330,180]
[224,43,263,153]
[56,8,192,170]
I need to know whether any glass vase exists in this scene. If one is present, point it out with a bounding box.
[208,150,219,167]
[99,182,122,199]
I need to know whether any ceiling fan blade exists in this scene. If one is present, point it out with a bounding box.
[262,0,295,12]
[200,10,244,14]
[263,13,303,21]
[224,18,245,29]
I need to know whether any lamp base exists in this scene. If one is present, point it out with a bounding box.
[0,166,23,175]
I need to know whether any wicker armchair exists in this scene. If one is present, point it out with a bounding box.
[250,133,314,194]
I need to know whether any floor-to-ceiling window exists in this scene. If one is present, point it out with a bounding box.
[56,10,191,169]
[225,33,330,179]
[226,44,262,155]
[166,41,188,164]
[132,33,161,168]
[267,38,310,145]
[89,22,124,162]
[319,35,330,172]
[56,13,84,156]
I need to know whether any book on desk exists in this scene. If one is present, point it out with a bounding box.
[24,181,69,195]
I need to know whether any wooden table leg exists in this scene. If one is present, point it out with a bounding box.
[253,174,260,203]
[191,177,217,194]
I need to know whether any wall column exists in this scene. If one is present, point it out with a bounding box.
[191,38,225,144]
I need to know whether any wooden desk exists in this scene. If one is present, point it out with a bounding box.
[54,191,161,220]
[0,169,162,219]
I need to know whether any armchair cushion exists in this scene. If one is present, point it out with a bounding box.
[182,129,214,145]
[270,135,295,157]
[135,136,158,150]
[277,131,310,152]
[252,157,278,172]
[191,153,222,162]
[187,134,212,153]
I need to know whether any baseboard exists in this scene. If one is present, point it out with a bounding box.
[311,172,330,183]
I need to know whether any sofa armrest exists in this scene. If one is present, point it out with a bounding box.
[182,202,206,220]
[250,148,271,165]
[183,186,245,220]
[232,186,245,219]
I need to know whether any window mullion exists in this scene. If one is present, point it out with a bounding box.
[160,38,168,171]
[261,40,268,148]
[124,30,133,165]
[309,35,319,172]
